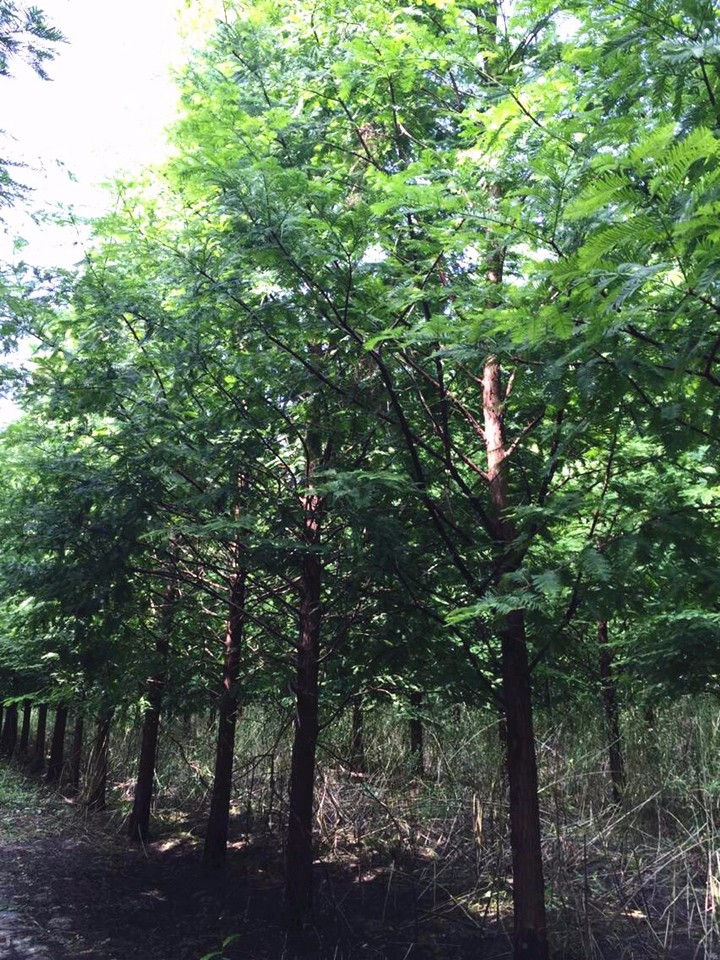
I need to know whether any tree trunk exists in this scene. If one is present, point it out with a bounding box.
[598,620,625,804]
[284,488,323,930]
[68,713,84,794]
[46,704,68,783]
[349,699,366,774]
[128,549,178,842]
[483,357,548,960]
[408,691,425,776]
[31,702,48,773]
[203,553,246,867]
[18,700,32,756]
[84,708,113,811]
[0,703,18,757]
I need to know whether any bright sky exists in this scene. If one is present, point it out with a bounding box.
[1,0,222,426]
[3,0,194,263]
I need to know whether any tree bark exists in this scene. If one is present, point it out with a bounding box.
[483,357,548,960]
[18,700,32,756]
[284,487,323,930]
[0,703,18,757]
[31,702,48,773]
[84,708,113,811]
[128,548,178,842]
[68,713,84,794]
[203,550,246,867]
[45,704,68,783]
[598,620,625,804]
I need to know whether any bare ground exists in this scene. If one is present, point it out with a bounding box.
[0,770,709,959]
[0,775,504,960]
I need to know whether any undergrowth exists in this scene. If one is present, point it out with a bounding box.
[7,695,720,957]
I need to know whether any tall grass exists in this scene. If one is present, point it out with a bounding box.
[18,693,719,954]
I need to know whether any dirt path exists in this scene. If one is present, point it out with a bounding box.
[0,776,260,960]
[0,771,490,960]
[0,896,61,960]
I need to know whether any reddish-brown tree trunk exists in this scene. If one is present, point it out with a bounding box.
[0,703,18,757]
[284,488,323,930]
[598,620,625,804]
[18,700,32,756]
[68,713,84,794]
[46,704,68,783]
[128,553,178,842]
[203,554,246,868]
[483,358,548,960]
[84,708,113,811]
[127,662,168,840]
[31,702,48,773]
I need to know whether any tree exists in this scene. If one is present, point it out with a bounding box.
[1,0,719,955]
[0,2,63,209]
[0,2,63,78]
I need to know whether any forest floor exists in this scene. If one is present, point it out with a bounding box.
[0,768,500,960]
[0,765,710,960]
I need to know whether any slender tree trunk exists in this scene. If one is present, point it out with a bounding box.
[598,620,625,804]
[284,487,323,930]
[18,700,32,756]
[31,702,48,773]
[349,699,366,774]
[84,708,113,811]
[128,549,178,842]
[408,691,425,776]
[68,714,84,794]
[45,704,68,783]
[0,703,18,757]
[483,357,548,960]
[203,552,246,867]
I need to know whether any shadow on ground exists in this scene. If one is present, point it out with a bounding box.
[2,809,508,960]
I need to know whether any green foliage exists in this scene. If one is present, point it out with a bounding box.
[0,0,718,761]
[0,2,63,79]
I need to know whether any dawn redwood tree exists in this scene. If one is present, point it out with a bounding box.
[284,423,326,928]
[128,542,179,843]
[163,5,568,952]
[203,529,247,868]
[0,2,63,79]
[84,706,112,811]
[68,710,84,794]
[45,703,67,783]
[18,698,31,755]
[482,356,547,951]
[0,1,63,214]
[598,620,625,804]
[0,700,18,755]
[32,701,47,771]
[1,3,718,959]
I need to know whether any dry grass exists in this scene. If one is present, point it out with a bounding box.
[94,696,720,957]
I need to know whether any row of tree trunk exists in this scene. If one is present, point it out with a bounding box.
[0,699,112,809]
[0,639,625,958]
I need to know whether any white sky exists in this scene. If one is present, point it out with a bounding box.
[2,0,194,262]
[1,0,223,426]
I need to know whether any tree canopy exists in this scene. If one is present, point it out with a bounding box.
[1,1,719,956]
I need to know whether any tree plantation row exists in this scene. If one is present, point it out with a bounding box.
[1,1,719,958]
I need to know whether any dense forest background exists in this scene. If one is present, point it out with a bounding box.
[1,1,720,958]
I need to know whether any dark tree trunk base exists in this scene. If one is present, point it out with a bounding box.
[46,705,68,784]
